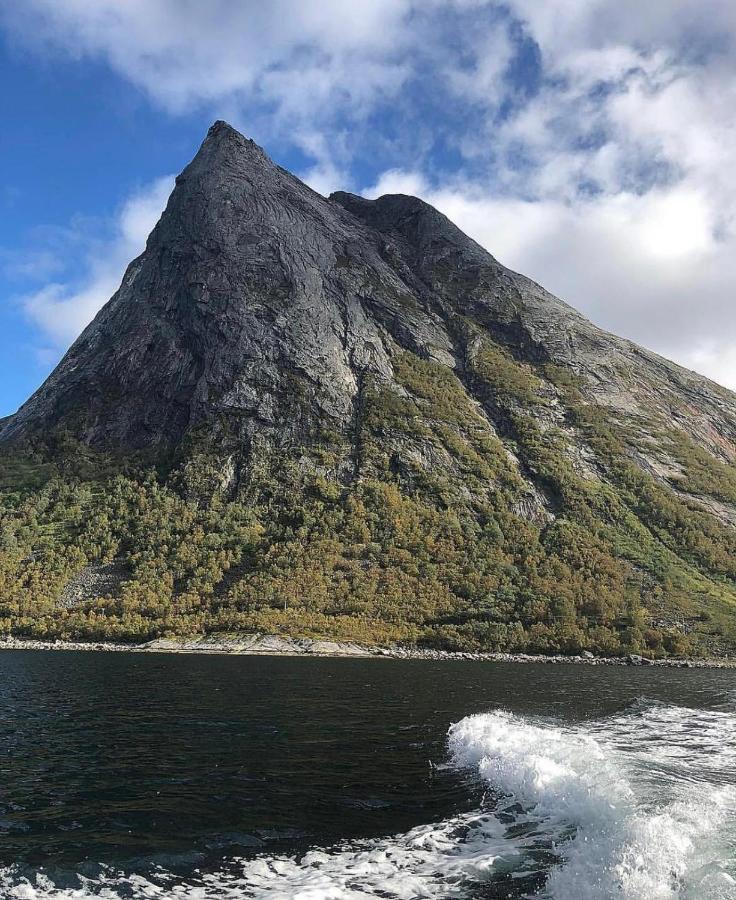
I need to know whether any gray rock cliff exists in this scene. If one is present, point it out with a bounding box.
[2,121,735,475]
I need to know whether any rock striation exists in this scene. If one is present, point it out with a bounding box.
[4,121,735,461]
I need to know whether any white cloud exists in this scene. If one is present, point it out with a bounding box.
[443,17,515,107]
[1,1,414,121]
[504,0,736,61]
[490,2,736,388]
[364,169,430,199]
[294,130,352,197]
[2,248,66,282]
[21,176,173,347]
[4,0,736,389]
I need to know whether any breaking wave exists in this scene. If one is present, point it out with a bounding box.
[3,701,735,898]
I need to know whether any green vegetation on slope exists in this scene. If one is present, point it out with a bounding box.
[2,345,736,657]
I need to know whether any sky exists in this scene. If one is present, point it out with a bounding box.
[1,1,736,417]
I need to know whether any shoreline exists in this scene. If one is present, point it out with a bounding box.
[0,634,733,668]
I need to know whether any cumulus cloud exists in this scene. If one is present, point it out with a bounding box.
[1,1,414,125]
[21,176,173,347]
[365,169,430,199]
[361,1,736,389]
[4,0,736,387]
[427,186,736,385]
[486,2,736,387]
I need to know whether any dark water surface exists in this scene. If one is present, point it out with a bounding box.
[1,652,735,897]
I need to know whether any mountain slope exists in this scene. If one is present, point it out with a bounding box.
[2,121,736,656]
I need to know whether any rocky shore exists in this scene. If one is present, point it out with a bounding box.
[0,633,733,667]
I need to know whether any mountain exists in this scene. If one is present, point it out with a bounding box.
[2,120,736,657]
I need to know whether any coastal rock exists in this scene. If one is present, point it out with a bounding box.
[2,636,733,668]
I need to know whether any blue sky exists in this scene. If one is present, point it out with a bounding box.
[1,1,736,417]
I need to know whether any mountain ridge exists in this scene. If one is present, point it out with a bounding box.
[1,120,736,658]
[4,120,735,457]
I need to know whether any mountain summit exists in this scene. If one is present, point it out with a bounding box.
[5,120,732,455]
[2,121,736,657]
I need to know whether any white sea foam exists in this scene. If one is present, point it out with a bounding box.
[0,812,522,898]
[449,708,736,899]
[3,702,735,899]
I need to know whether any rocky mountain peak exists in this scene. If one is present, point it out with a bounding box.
[185,119,275,179]
[330,190,498,267]
[2,121,735,464]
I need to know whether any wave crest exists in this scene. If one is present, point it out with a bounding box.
[449,708,736,899]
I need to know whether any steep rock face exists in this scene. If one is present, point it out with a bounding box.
[4,121,735,468]
[333,190,736,457]
[0,123,448,451]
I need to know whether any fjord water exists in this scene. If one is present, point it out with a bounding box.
[1,653,734,898]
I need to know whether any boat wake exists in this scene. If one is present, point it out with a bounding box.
[3,701,735,898]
